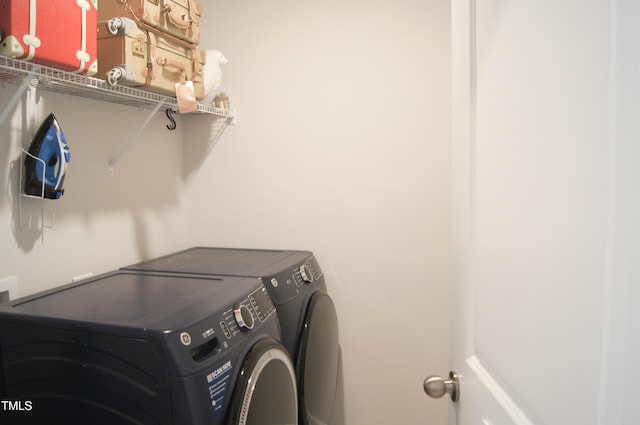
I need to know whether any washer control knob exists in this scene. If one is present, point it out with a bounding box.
[234,305,254,331]
[299,265,314,284]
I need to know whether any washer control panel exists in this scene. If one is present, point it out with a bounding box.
[221,286,275,338]
[173,284,276,365]
[249,285,276,321]
[265,255,326,304]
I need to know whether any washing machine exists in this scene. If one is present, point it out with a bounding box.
[122,247,340,425]
[0,270,297,425]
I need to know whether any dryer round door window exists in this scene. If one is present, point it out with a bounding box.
[228,338,298,425]
[297,292,340,425]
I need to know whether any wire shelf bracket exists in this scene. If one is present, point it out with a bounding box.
[108,99,167,175]
[0,70,36,127]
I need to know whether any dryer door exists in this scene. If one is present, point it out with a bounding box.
[227,338,298,425]
[297,292,340,425]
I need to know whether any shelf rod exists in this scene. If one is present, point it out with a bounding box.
[0,71,35,127]
[108,99,166,174]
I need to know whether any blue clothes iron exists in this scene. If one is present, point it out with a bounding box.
[24,113,70,199]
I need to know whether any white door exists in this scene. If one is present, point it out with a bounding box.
[435,1,640,424]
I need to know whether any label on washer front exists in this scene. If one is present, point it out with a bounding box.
[206,360,233,418]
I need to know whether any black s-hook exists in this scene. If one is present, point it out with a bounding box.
[166,108,177,130]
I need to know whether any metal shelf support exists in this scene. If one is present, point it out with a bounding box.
[108,99,167,175]
[0,71,36,127]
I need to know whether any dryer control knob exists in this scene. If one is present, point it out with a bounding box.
[299,265,314,284]
[234,305,255,331]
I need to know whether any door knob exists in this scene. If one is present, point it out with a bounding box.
[423,371,460,402]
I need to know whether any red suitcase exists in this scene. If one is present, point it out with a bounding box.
[0,0,98,75]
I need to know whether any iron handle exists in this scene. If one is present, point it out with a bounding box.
[423,371,460,402]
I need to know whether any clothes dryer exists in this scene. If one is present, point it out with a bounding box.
[0,270,297,425]
[123,247,340,425]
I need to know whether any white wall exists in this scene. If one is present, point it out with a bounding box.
[0,1,452,422]
[0,89,188,296]
[186,1,452,424]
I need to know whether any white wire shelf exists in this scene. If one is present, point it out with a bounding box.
[0,56,234,118]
